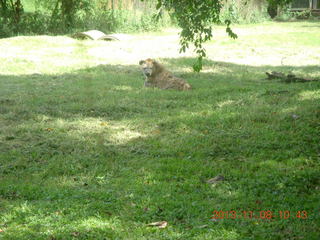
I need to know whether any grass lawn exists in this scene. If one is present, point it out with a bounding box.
[0,21,319,239]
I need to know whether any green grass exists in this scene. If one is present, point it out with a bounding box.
[0,21,320,239]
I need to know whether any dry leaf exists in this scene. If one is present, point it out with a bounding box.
[147,221,168,228]
[210,218,219,222]
[197,224,208,228]
[71,231,80,237]
[45,128,54,131]
[100,122,108,126]
[207,175,225,184]
[152,129,161,135]
[201,111,208,116]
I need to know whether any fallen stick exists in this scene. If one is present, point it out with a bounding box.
[266,71,319,83]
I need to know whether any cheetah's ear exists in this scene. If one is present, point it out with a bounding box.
[139,60,145,65]
[151,59,159,66]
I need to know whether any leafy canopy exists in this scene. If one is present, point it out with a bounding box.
[154,0,237,72]
[268,0,293,7]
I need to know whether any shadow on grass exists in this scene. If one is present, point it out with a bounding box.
[0,58,319,239]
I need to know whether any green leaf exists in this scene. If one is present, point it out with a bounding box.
[192,57,203,73]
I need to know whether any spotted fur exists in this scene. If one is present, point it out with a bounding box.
[139,58,192,91]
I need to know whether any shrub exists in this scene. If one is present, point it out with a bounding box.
[220,0,270,23]
[0,0,173,37]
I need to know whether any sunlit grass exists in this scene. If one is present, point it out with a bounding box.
[299,89,320,100]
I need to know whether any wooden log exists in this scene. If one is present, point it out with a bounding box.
[266,71,286,80]
[265,71,319,83]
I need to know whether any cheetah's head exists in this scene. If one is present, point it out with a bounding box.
[139,58,156,77]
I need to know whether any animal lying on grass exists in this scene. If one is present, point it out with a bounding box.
[139,58,192,91]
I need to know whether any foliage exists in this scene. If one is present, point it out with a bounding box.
[154,0,237,72]
[220,0,270,24]
[84,8,171,33]
[0,0,23,21]
[34,0,93,33]
[0,0,24,33]
[0,0,171,37]
[267,0,293,18]
[267,0,293,8]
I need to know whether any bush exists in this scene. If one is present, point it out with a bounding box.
[220,0,270,23]
[0,0,173,37]
[79,1,173,34]
[0,11,51,37]
[21,11,51,35]
[0,17,12,37]
[81,8,172,33]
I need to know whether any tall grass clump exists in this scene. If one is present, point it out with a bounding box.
[83,1,173,33]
